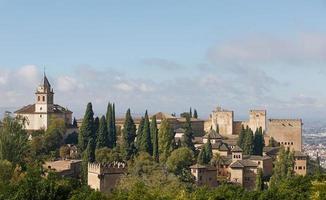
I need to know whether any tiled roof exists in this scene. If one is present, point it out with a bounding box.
[294,151,307,157]
[15,104,72,114]
[230,160,258,168]
[204,129,223,139]
[231,145,243,152]
[245,155,271,161]
[153,112,176,120]
[263,147,280,156]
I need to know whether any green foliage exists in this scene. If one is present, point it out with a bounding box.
[96,116,108,149]
[43,117,66,154]
[72,117,78,128]
[182,115,196,153]
[166,147,194,176]
[237,126,255,155]
[65,131,78,145]
[193,109,198,119]
[95,147,122,164]
[79,102,95,152]
[0,117,29,166]
[121,109,137,160]
[270,146,295,188]
[150,115,159,162]
[253,127,264,156]
[138,111,152,155]
[94,117,100,137]
[136,117,144,150]
[106,102,116,148]
[197,139,212,165]
[255,168,263,191]
[158,119,174,162]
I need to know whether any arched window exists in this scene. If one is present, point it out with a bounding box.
[38,96,40,101]
[43,96,45,101]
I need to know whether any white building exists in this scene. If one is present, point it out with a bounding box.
[15,74,72,131]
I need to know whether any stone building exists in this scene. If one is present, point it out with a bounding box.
[43,159,81,178]
[88,162,126,194]
[190,164,218,187]
[15,74,72,131]
[265,119,303,152]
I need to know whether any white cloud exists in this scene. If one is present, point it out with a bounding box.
[207,32,326,66]
[56,76,80,92]
[113,82,134,92]
[16,65,39,84]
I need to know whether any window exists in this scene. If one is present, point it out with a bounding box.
[43,96,45,101]
[40,107,42,111]
[291,142,294,145]
[303,166,306,170]
[40,115,42,118]
[298,166,302,170]
[258,161,261,165]
[38,96,40,101]
[199,176,202,181]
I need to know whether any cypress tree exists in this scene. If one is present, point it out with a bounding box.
[253,127,264,156]
[136,117,144,150]
[96,116,108,149]
[139,111,152,154]
[158,118,174,162]
[204,136,213,163]
[237,126,245,149]
[72,117,78,128]
[189,107,192,118]
[151,115,159,162]
[78,102,95,152]
[197,148,206,165]
[182,115,196,153]
[81,138,96,183]
[121,109,137,160]
[94,117,99,136]
[255,168,264,191]
[193,109,198,119]
[106,102,114,148]
[112,103,116,147]
[243,127,254,155]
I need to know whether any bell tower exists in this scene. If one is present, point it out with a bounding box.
[35,73,54,113]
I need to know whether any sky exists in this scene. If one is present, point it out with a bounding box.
[0,0,326,122]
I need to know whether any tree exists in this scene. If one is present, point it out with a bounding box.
[237,125,245,149]
[166,147,194,175]
[241,126,254,155]
[96,116,108,149]
[79,103,95,152]
[138,111,152,155]
[204,137,213,163]
[255,168,263,191]
[253,127,264,156]
[95,147,121,164]
[59,145,70,159]
[197,148,206,165]
[0,117,28,166]
[43,117,66,154]
[94,117,100,137]
[182,115,196,153]
[112,103,116,145]
[121,109,137,160]
[136,117,144,150]
[72,117,78,128]
[81,138,95,183]
[193,109,198,119]
[158,119,174,162]
[106,103,116,148]
[150,115,159,162]
[270,146,295,188]
[189,107,192,118]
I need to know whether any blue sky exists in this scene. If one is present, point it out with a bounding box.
[0,0,326,121]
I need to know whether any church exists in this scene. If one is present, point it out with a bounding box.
[15,74,73,131]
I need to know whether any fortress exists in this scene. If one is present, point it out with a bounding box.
[205,106,302,152]
[88,162,127,194]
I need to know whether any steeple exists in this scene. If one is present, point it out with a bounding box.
[35,73,54,112]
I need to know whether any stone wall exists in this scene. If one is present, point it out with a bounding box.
[88,162,126,194]
[211,107,234,136]
[266,119,302,151]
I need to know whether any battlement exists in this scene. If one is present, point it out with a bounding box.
[88,162,127,174]
[268,119,302,126]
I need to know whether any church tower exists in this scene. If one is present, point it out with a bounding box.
[35,73,54,113]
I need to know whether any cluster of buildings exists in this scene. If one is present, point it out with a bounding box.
[13,75,307,193]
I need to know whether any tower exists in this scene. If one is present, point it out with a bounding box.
[35,74,54,113]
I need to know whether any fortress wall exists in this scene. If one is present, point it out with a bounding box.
[211,109,234,136]
[266,119,302,151]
